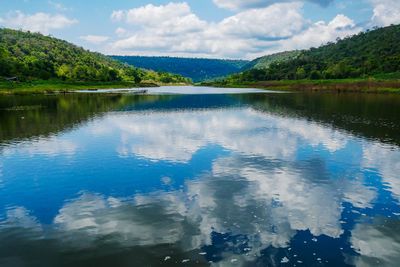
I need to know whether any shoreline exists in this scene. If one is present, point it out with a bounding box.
[0,80,191,95]
[2,79,400,95]
[200,79,400,94]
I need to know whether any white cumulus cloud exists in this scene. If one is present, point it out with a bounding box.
[111,2,206,35]
[109,2,362,59]
[109,2,303,58]
[218,2,306,38]
[276,14,361,52]
[370,0,400,26]
[0,11,78,34]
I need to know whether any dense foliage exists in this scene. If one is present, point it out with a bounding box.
[227,24,400,83]
[112,56,249,82]
[242,51,302,70]
[0,28,190,84]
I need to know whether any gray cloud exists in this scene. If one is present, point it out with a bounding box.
[213,0,334,10]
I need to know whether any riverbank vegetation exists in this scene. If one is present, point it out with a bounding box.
[202,78,400,93]
[0,80,149,95]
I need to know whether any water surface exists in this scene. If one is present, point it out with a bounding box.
[76,86,272,94]
[0,87,400,267]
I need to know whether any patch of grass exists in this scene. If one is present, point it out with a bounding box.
[200,78,400,94]
[0,80,159,95]
[373,72,400,80]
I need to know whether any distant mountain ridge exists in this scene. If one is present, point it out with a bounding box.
[112,56,249,82]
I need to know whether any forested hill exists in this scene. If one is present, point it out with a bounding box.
[112,56,249,82]
[0,28,190,84]
[226,24,400,83]
[242,50,302,70]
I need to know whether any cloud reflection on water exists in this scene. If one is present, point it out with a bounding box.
[362,143,400,201]
[2,136,79,158]
[1,105,400,266]
[351,218,400,267]
[94,108,348,163]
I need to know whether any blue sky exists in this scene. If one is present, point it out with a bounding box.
[0,0,399,59]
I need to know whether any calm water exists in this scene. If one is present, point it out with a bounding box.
[0,87,400,267]
[76,85,270,94]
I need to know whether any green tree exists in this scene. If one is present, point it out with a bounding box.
[56,64,72,80]
[310,70,322,80]
[295,67,306,79]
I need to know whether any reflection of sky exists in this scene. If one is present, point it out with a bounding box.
[351,218,400,267]
[78,86,270,95]
[1,98,400,266]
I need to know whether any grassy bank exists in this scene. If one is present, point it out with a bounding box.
[200,78,400,93]
[0,80,143,95]
[0,80,192,95]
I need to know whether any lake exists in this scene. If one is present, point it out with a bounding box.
[0,87,400,267]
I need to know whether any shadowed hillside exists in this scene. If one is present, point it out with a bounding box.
[112,56,249,82]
